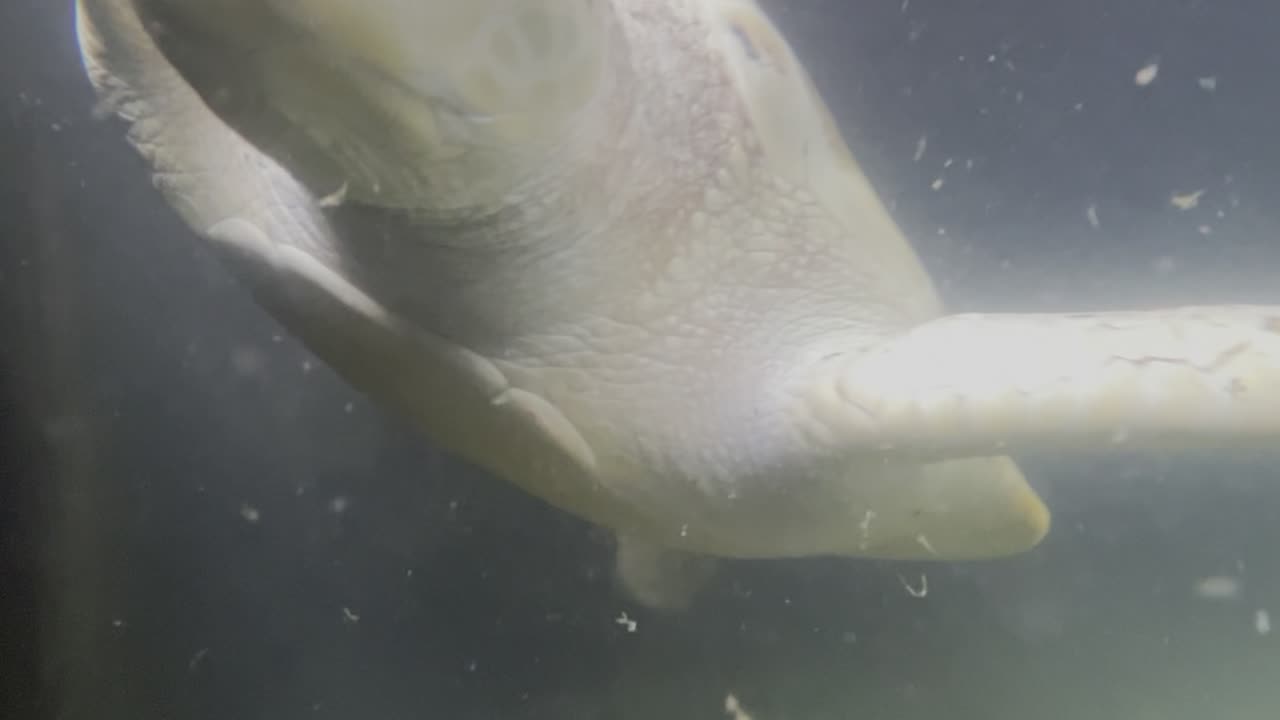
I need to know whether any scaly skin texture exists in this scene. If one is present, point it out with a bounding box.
[79,0,1280,608]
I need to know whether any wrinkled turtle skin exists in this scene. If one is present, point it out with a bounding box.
[78,0,1280,608]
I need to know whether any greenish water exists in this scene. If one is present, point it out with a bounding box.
[5,1,1279,718]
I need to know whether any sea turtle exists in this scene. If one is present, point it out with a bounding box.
[77,0,1280,610]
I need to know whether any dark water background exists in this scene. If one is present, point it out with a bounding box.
[3,1,1278,718]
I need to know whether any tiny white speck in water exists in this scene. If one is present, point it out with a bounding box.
[240,504,261,523]
[329,496,349,514]
[915,534,938,555]
[913,135,927,162]
[899,573,929,598]
[1193,575,1241,600]
[1170,189,1205,210]
[1198,76,1218,91]
[858,509,876,549]
[317,181,349,208]
[615,612,637,633]
[1086,204,1101,228]
[724,693,755,720]
[1135,62,1159,86]
[1255,609,1271,635]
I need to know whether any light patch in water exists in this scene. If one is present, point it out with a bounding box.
[1135,62,1159,86]
[1193,575,1241,600]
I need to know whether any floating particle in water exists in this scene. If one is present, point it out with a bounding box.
[915,534,938,555]
[725,693,755,720]
[239,504,261,524]
[317,181,349,208]
[1198,76,1218,91]
[899,573,929,598]
[1193,575,1240,600]
[614,611,637,633]
[1255,609,1271,636]
[858,509,876,550]
[188,648,209,671]
[1135,62,1159,86]
[1170,189,1205,210]
[1086,204,1100,229]
[913,135,927,163]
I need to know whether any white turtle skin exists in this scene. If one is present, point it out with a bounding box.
[78,0,1280,609]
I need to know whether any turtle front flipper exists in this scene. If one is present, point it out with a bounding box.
[796,305,1280,457]
[76,0,626,539]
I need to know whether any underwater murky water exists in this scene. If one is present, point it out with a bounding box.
[4,1,1278,718]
